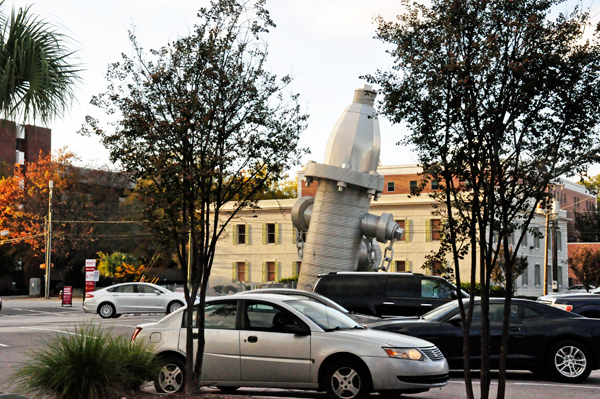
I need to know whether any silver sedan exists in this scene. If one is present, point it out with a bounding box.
[132,292,449,399]
[83,282,185,318]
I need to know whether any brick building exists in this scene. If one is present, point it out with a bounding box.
[0,120,51,175]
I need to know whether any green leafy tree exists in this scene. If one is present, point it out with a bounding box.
[367,1,600,398]
[81,0,307,393]
[0,1,79,123]
[578,174,600,208]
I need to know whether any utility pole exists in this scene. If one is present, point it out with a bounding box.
[551,201,560,293]
[187,230,192,292]
[45,180,53,299]
[543,211,550,296]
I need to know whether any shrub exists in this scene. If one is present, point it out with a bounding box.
[15,323,160,399]
[280,275,298,283]
[460,282,507,298]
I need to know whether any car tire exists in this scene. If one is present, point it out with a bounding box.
[98,302,115,319]
[167,300,184,314]
[324,358,371,399]
[217,386,239,393]
[547,340,592,383]
[155,357,186,394]
[112,313,122,318]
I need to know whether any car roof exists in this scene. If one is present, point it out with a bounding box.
[317,271,426,277]
[208,292,302,304]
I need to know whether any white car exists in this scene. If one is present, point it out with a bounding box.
[132,292,449,398]
[83,282,185,318]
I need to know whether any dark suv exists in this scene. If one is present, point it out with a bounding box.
[313,272,466,317]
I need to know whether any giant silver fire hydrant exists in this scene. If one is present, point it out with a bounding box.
[293,84,404,290]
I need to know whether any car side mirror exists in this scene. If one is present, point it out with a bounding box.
[447,314,462,325]
[450,290,458,299]
[154,290,162,295]
[282,324,311,336]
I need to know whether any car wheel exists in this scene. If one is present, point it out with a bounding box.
[167,301,184,314]
[324,358,371,399]
[98,302,115,319]
[547,340,592,383]
[217,386,239,393]
[155,357,186,393]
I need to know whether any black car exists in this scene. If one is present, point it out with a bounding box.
[313,272,467,317]
[538,293,600,318]
[364,298,600,383]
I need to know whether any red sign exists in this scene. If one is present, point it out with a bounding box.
[62,286,72,307]
[85,259,96,295]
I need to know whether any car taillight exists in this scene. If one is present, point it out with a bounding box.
[554,304,573,312]
[85,293,94,298]
[131,327,143,341]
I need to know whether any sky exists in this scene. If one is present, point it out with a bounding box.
[4,0,600,176]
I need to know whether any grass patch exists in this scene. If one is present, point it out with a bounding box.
[15,323,160,399]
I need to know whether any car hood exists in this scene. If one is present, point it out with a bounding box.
[362,316,422,329]
[334,326,434,348]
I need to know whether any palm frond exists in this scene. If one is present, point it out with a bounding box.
[0,3,80,124]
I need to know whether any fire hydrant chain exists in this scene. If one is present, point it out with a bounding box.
[296,229,304,260]
[379,237,396,271]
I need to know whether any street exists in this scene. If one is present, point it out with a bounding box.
[1,298,600,399]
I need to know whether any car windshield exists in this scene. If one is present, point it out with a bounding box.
[286,299,361,331]
[421,300,462,321]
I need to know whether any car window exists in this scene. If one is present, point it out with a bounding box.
[471,303,518,321]
[243,301,304,333]
[385,276,416,298]
[185,300,238,329]
[137,284,158,294]
[520,304,544,320]
[420,278,453,299]
[106,287,117,292]
[115,284,134,293]
[315,276,381,298]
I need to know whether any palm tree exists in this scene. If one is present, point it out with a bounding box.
[0,1,79,124]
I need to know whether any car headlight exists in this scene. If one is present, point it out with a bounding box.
[383,347,425,361]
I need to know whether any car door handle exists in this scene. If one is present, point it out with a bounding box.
[421,303,433,307]
[247,336,258,343]
[383,302,395,305]
[509,327,522,332]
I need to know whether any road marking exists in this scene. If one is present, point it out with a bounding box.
[19,327,85,336]
[0,343,9,347]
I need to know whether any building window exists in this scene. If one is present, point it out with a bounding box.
[556,230,562,251]
[236,262,246,282]
[395,220,405,241]
[387,181,395,192]
[431,219,442,241]
[521,266,528,286]
[265,261,276,282]
[522,227,528,247]
[533,227,540,249]
[431,180,439,190]
[293,261,302,276]
[409,180,418,191]
[237,224,246,245]
[534,264,541,286]
[395,260,406,272]
[263,223,278,244]
[432,261,443,275]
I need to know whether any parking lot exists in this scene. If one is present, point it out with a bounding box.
[1,297,600,399]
